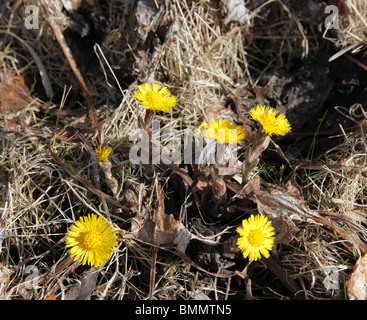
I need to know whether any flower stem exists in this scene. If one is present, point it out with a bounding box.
[242,130,270,184]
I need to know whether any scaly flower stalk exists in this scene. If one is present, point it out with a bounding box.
[241,131,271,183]
[132,83,177,178]
[95,145,118,194]
[197,119,245,209]
[242,106,291,183]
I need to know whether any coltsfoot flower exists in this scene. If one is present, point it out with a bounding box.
[65,214,118,267]
[132,83,177,112]
[95,145,112,167]
[249,105,291,136]
[198,119,245,144]
[236,214,275,262]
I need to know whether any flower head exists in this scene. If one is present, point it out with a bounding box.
[95,145,112,167]
[65,214,118,267]
[198,119,245,144]
[249,105,291,136]
[236,214,275,262]
[132,83,177,113]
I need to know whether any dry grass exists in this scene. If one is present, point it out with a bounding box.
[0,0,367,300]
[327,0,367,47]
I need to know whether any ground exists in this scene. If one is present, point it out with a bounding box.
[0,0,367,300]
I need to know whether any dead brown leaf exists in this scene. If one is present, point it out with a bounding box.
[235,176,310,244]
[240,175,319,221]
[347,253,367,300]
[64,267,98,300]
[0,72,41,130]
[131,180,222,254]
[131,182,192,253]
[328,0,350,16]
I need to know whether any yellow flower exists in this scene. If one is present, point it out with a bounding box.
[95,145,112,166]
[249,105,291,136]
[198,119,245,144]
[65,214,118,267]
[236,214,275,262]
[132,83,177,112]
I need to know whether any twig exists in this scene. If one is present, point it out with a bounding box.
[291,121,367,137]
[149,247,158,300]
[0,30,54,98]
[261,256,303,297]
[48,144,127,216]
[122,233,234,279]
[39,1,101,143]
[345,53,367,72]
